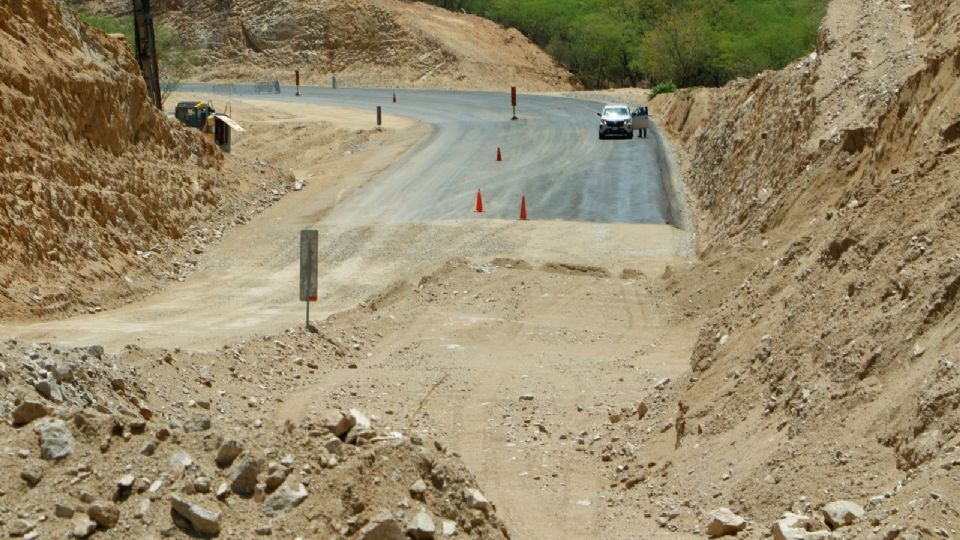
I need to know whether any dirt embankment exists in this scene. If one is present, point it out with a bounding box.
[601,0,960,535]
[81,0,577,91]
[0,0,294,320]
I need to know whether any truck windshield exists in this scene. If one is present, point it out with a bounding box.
[604,107,629,116]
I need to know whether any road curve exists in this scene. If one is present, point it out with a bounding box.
[3,88,686,351]
[188,85,675,225]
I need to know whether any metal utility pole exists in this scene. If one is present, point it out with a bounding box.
[132,0,162,109]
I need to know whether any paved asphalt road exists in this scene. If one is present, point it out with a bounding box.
[186,84,674,225]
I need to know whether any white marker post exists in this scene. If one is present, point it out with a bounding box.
[299,230,319,328]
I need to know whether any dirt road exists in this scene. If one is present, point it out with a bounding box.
[4,91,687,352]
[2,95,695,537]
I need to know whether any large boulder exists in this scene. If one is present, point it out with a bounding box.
[772,513,832,540]
[229,456,262,496]
[821,500,864,529]
[706,507,748,537]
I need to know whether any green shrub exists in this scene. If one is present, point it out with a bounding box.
[420,0,829,90]
[649,81,677,99]
[73,8,199,106]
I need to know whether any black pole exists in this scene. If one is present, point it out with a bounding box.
[131,0,162,109]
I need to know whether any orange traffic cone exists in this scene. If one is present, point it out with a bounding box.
[519,196,527,221]
[497,147,502,162]
[475,190,484,213]
[392,93,397,103]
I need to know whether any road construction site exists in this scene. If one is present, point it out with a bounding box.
[2,0,960,538]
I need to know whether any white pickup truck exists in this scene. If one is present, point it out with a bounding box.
[597,104,650,140]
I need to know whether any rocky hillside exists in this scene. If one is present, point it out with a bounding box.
[79,0,576,91]
[0,0,293,320]
[606,0,960,535]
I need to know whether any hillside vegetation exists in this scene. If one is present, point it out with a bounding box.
[424,0,828,88]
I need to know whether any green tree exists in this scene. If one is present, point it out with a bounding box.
[75,10,199,106]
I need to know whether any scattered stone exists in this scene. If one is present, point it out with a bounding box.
[323,436,344,457]
[8,519,33,537]
[410,478,428,499]
[86,345,104,359]
[184,416,212,433]
[216,439,244,467]
[34,375,63,402]
[194,476,212,494]
[141,441,157,456]
[442,520,457,536]
[772,513,831,540]
[35,418,74,460]
[706,508,747,537]
[53,362,75,383]
[170,451,194,470]
[345,409,376,444]
[72,515,97,538]
[12,401,51,425]
[115,474,135,501]
[170,495,221,536]
[653,378,670,390]
[135,499,151,520]
[636,401,649,419]
[264,462,289,491]
[87,500,120,529]
[821,500,864,529]
[463,488,490,511]
[519,394,535,401]
[55,503,75,518]
[320,409,355,437]
[20,461,44,487]
[230,456,262,496]
[358,512,405,540]
[262,480,308,516]
[406,510,436,539]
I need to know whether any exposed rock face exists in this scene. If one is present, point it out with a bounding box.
[0,0,238,320]
[79,0,576,91]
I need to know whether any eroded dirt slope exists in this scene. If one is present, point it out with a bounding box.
[600,0,960,535]
[79,0,576,91]
[0,0,291,320]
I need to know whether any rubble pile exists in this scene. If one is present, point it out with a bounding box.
[0,338,510,538]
